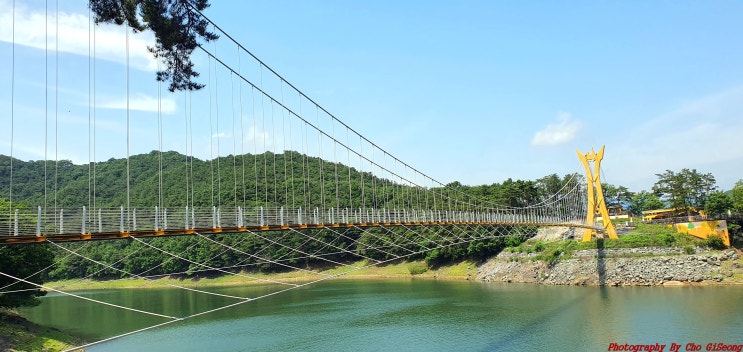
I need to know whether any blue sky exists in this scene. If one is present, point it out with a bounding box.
[1,0,742,193]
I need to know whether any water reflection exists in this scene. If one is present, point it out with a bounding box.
[19,280,743,351]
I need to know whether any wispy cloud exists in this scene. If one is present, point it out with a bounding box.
[0,0,157,71]
[531,112,582,146]
[609,86,743,190]
[98,94,176,114]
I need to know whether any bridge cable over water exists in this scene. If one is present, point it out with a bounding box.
[0,1,602,349]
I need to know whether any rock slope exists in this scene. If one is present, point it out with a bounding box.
[477,247,741,286]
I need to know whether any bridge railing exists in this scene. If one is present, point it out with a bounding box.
[0,205,589,238]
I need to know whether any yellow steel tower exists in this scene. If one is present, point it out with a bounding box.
[577,146,618,241]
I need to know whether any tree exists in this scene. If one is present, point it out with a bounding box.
[629,191,665,216]
[90,0,218,91]
[705,191,733,217]
[652,169,716,214]
[601,183,633,208]
[732,180,743,214]
[535,174,562,201]
[0,199,56,309]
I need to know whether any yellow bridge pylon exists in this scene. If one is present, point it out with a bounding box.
[577,146,618,241]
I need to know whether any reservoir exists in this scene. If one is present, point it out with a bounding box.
[21,280,743,351]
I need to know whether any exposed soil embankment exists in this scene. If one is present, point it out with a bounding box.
[477,247,743,286]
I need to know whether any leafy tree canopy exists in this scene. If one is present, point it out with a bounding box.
[652,168,716,214]
[601,183,633,208]
[732,180,743,213]
[0,200,55,309]
[629,190,665,215]
[705,191,733,217]
[90,0,218,91]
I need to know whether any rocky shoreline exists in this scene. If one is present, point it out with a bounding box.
[476,247,742,286]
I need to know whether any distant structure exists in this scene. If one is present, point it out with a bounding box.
[577,146,618,241]
[641,208,705,222]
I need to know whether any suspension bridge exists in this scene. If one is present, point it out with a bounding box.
[0,1,611,350]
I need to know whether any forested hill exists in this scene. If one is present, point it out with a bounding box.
[0,151,579,280]
[0,151,576,210]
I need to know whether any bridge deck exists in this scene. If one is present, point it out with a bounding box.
[0,221,602,245]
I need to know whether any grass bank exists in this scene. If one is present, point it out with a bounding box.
[0,310,82,352]
[47,259,478,291]
[505,222,732,263]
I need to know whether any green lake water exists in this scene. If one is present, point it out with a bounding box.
[20,280,743,351]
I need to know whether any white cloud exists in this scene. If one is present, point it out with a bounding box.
[0,0,157,71]
[98,94,176,114]
[531,112,583,146]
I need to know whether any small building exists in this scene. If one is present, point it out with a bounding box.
[641,208,705,222]
[596,205,632,222]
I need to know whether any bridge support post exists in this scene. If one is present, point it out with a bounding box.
[36,206,41,236]
[14,209,18,236]
[577,146,618,241]
[82,206,87,234]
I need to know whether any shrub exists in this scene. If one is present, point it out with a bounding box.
[683,245,695,255]
[407,262,428,275]
[617,234,654,248]
[704,235,727,250]
[504,236,524,248]
[659,232,676,246]
[546,249,562,264]
[533,241,545,252]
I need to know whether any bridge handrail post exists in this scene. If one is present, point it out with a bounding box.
[60,209,64,234]
[213,206,217,229]
[82,206,86,234]
[260,206,265,227]
[155,206,159,231]
[185,206,189,230]
[133,209,137,231]
[164,208,168,230]
[14,209,18,236]
[280,207,285,226]
[298,207,303,225]
[238,206,243,228]
[120,206,124,233]
[36,206,41,236]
